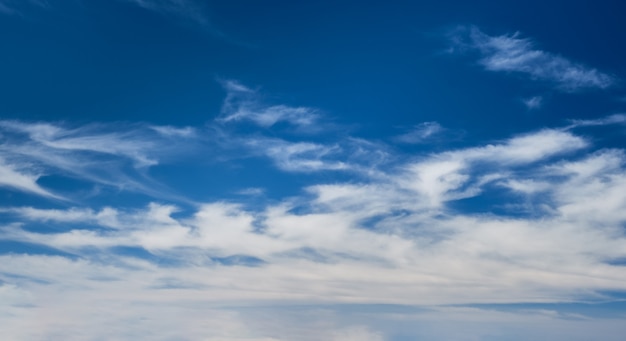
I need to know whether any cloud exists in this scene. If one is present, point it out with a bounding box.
[3,206,121,227]
[566,113,626,129]
[0,0,48,15]
[209,81,392,176]
[451,26,615,91]
[245,138,348,172]
[150,125,196,138]
[523,96,543,110]
[0,157,61,199]
[3,124,626,309]
[394,122,444,144]
[236,187,265,196]
[0,120,198,199]
[124,0,209,25]
[3,120,626,339]
[1,121,160,167]
[2,81,626,339]
[218,80,322,131]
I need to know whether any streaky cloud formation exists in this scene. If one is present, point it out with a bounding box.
[218,80,322,131]
[0,120,199,199]
[3,1,626,337]
[451,26,615,91]
[0,158,60,199]
[566,113,626,129]
[3,113,626,338]
[0,0,47,15]
[394,122,445,144]
[2,79,626,339]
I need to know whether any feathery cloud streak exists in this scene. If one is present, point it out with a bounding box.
[0,0,47,15]
[451,26,615,91]
[0,121,198,199]
[218,80,322,131]
[124,0,209,25]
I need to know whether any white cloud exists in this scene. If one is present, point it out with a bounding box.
[395,129,587,207]
[3,125,626,310]
[236,187,265,196]
[1,252,626,340]
[394,122,444,144]
[0,121,160,167]
[523,96,543,110]
[218,80,322,131]
[331,326,384,341]
[566,113,626,129]
[250,138,347,172]
[452,26,615,91]
[0,120,199,199]
[2,82,626,339]
[4,206,121,227]
[0,157,61,199]
[150,125,196,138]
[453,129,587,165]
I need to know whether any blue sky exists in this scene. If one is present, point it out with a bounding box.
[2,1,626,340]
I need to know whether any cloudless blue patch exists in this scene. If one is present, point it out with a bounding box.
[0,240,77,259]
[109,246,184,267]
[213,254,266,267]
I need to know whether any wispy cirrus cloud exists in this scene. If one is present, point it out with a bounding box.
[450,26,615,91]
[0,120,198,199]
[0,0,48,15]
[394,122,445,144]
[218,80,323,132]
[565,113,626,129]
[212,80,390,175]
[123,0,209,25]
[0,158,60,199]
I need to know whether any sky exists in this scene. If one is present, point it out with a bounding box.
[1,1,626,340]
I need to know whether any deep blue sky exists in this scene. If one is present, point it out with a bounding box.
[3,1,625,131]
[1,1,626,340]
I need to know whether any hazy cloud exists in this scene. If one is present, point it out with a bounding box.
[394,122,445,144]
[218,80,322,131]
[523,96,543,110]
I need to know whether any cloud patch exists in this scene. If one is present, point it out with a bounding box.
[451,26,615,91]
[0,120,198,199]
[394,122,445,144]
[218,80,322,131]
